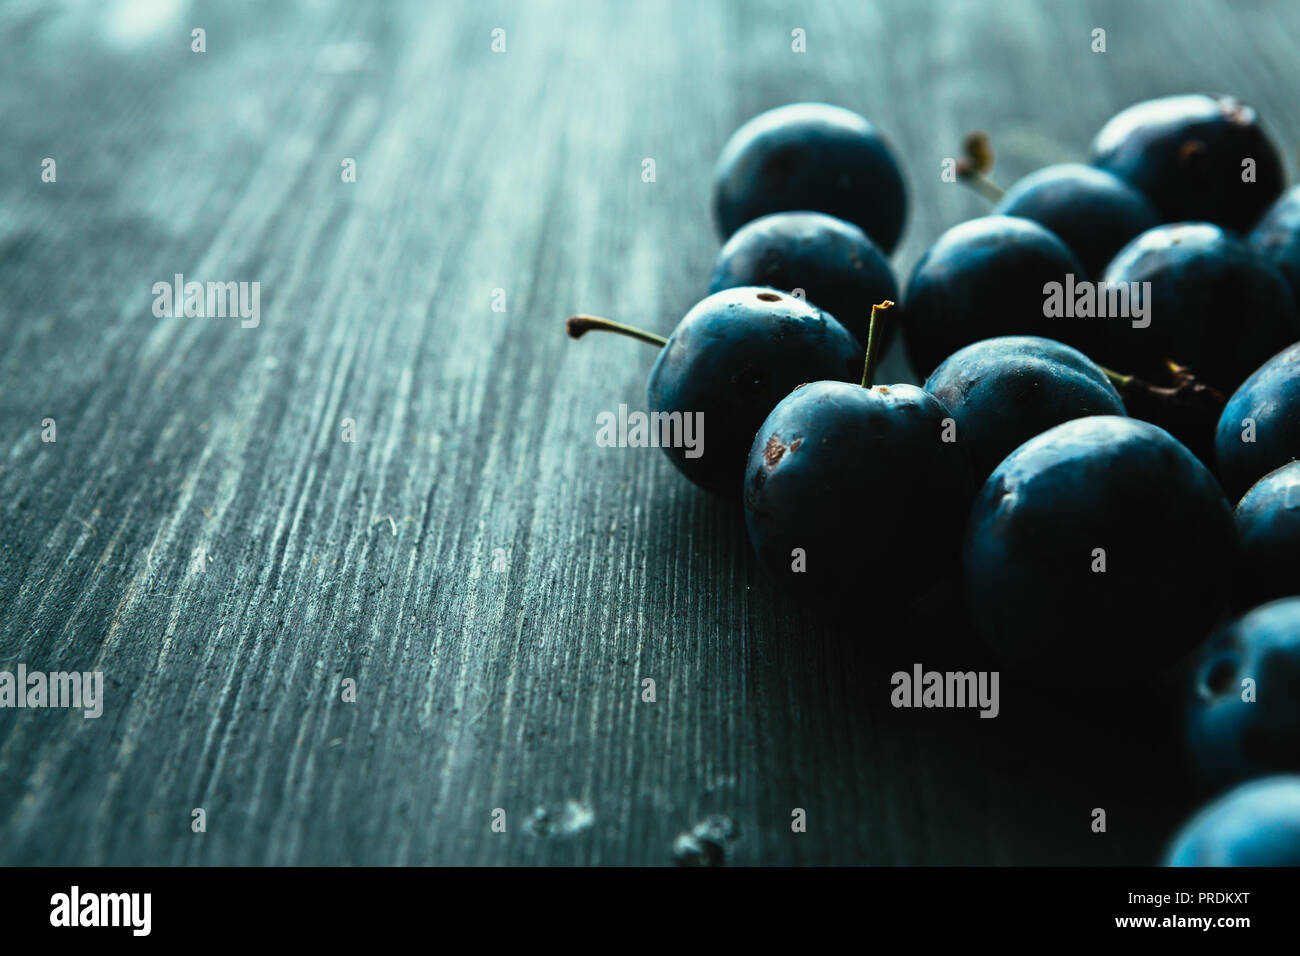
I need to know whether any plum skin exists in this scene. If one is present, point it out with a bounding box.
[1165,775,1300,866]
[964,416,1234,680]
[743,380,973,601]
[1090,93,1285,234]
[712,103,908,255]
[648,287,861,497]
[923,335,1125,481]
[1185,598,1300,790]
[1215,341,1300,504]
[1232,463,1300,609]
[900,216,1089,379]
[993,163,1159,279]
[707,211,898,349]
[1251,185,1300,308]
[1095,222,1300,395]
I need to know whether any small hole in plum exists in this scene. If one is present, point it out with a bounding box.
[1204,657,1238,696]
[756,292,781,302]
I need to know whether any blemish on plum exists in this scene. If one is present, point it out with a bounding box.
[1220,98,1251,125]
[763,434,799,469]
[1178,139,1208,166]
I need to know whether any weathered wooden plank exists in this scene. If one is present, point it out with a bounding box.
[1,0,1297,865]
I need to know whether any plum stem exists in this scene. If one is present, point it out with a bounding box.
[954,130,1005,202]
[565,314,668,347]
[860,300,895,388]
[1099,361,1226,417]
[1099,366,1133,389]
[959,173,1006,202]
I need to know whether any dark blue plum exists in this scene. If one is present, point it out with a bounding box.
[1096,223,1300,394]
[923,336,1125,480]
[964,416,1234,680]
[1186,599,1300,789]
[1090,93,1285,233]
[1233,463,1300,609]
[993,163,1160,279]
[900,216,1088,378]
[743,381,973,601]
[645,288,861,496]
[712,103,907,254]
[1250,186,1300,307]
[708,211,899,348]
[1215,342,1300,503]
[1165,776,1300,866]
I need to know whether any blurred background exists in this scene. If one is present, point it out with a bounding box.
[1,0,1297,865]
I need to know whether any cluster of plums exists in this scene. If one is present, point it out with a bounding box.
[568,96,1300,866]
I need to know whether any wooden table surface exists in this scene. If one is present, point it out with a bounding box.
[2,0,1298,866]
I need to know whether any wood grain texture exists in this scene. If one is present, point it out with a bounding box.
[2,0,1299,865]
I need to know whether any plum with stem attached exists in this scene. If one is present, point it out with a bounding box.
[743,302,974,600]
[566,287,861,497]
